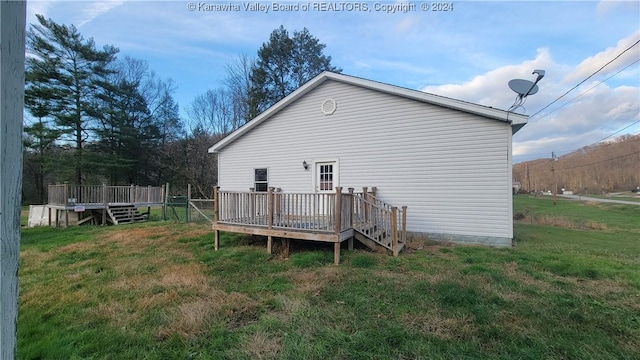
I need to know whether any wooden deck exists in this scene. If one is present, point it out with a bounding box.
[212,187,407,264]
[47,183,165,226]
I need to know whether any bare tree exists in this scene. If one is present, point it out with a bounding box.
[224,54,255,125]
[513,135,640,194]
[185,88,234,136]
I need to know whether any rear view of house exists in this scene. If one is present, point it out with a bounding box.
[208,72,527,262]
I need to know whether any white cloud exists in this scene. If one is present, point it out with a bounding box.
[421,48,558,110]
[564,30,640,83]
[597,0,640,14]
[76,1,125,28]
[422,41,639,162]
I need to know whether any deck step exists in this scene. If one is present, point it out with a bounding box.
[107,204,145,225]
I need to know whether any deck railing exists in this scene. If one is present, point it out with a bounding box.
[216,188,354,233]
[214,186,406,255]
[48,183,165,206]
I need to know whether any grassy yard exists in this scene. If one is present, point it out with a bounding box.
[18,196,640,359]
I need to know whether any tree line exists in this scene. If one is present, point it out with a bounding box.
[23,17,339,204]
[513,134,640,194]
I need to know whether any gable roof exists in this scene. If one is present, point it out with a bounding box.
[208,71,528,153]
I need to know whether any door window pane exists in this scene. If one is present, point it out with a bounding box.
[319,164,333,191]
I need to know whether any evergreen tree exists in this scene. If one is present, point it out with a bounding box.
[91,77,154,184]
[25,14,118,185]
[249,26,341,118]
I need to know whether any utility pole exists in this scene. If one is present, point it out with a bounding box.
[524,163,531,192]
[1,1,26,359]
[551,152,558,205]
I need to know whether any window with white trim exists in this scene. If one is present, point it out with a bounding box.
[254,168,268,192]
[319,164,333,191]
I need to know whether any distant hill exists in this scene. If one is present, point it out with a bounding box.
[513,134,640,194]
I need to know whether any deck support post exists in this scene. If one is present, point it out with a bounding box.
[347,188,354,251]
[267,188,274,229]
[282,239,290,257]
[391,207,398,257]
[213,186,220,251]
[334,187,343,264]
[267,236,272,254]
[334,187,342,234]
[401,206,407,245]
[268,188,275,254]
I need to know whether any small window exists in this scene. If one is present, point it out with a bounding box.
[254,168,268,192]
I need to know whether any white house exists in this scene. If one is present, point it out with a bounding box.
[208,71,527,251]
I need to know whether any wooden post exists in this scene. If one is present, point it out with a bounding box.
[275,188,281,222]
[362,187,368,224]
[163,182,169,220]
[334,187,342,234]
[129,184,135,204]
[1,1,25,357]
[102,183,107,225]
[371,187,377,198]
[401,206,408,245]
[63,181,69,206]
[267,187,274,229]
[391,207,399,257]
[187,183,191,223]
[347,188,354,251]
[334,187,343,265]
[213,186,219,251]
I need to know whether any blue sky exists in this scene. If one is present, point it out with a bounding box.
[26,0,640,162]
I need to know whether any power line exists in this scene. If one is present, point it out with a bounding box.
[525,58,640,126]
[557,150,640,171]
[514,58,639,161]
[593,120,640,144]
[528,38,640,121]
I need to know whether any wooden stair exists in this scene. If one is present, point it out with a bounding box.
[107,204,145,225]
[351,193,407,256]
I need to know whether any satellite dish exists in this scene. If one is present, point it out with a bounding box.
[509,79,538,96]
[507,69,545,112]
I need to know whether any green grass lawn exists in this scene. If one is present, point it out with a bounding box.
[581,193,640,203]
[18,197,640,359]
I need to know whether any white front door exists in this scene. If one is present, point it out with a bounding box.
[315,162,337,216]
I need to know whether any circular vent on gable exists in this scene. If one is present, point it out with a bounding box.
[321,99,337,115]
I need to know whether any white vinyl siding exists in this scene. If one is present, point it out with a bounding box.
[218,80,512,239]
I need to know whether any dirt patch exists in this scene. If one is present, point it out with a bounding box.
[287,267,342,296]
[243,331,282,360]
[402,312,477,340]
